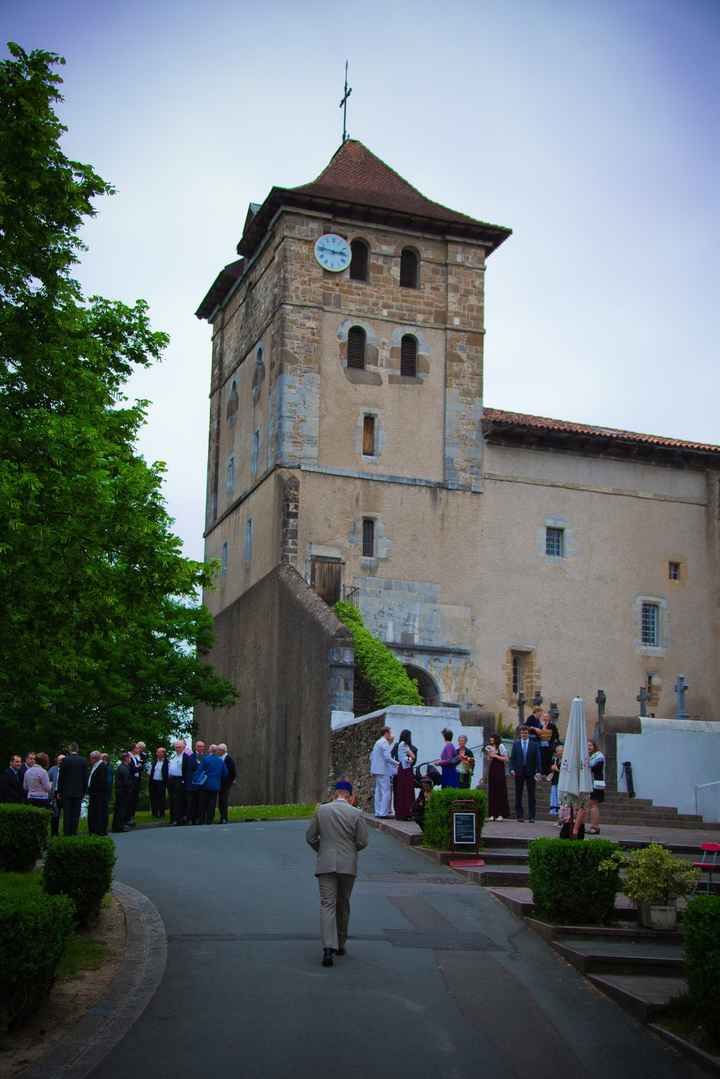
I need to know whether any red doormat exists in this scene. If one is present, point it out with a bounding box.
[448,858,486,869]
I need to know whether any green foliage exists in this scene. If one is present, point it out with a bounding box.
[57,936,106,979]
[0,803,49,870]
[0,884,74,1032]
[528,837,621,924]
[421,787,486,851]
[231,803,317,820]
[600,843,698,906]
[334,602,422,708]
[0,44,236,757]
[684,896,720,1024]
[43,835,116,925]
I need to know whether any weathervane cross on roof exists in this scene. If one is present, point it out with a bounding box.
[339,60,352,143]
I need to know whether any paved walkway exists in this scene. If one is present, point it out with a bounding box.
[94,820,701,1079]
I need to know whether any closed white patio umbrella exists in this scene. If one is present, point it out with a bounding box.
[558,696,593,805]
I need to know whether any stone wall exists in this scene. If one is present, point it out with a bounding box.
[195,563,352,806]
[329,715,386,811]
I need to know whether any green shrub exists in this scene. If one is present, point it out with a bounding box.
[684,896,720,1008]
[600,843,698,906]
[421,787,486,850]
[43,836,116,925]
[0,889,74,1032]
[335,602,422,707]
[528,837,621,924]
[0,804,50,871]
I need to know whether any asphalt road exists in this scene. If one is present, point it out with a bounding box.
[95,820,700,1079]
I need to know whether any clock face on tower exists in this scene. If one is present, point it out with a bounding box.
[314,233,351,273]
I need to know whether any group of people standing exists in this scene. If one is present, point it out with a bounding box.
[0,738,238,836]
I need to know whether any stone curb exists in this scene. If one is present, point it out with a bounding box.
[19,881,167,1079]
[648,1023,720,1076]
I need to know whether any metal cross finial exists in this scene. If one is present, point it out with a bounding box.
[339,60,352,143]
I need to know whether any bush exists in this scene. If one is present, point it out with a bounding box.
[421,787,486,850]
[528,837,621,924]
[684,895,720,1007]
[0,889,74,1032]
[0,804,50,871]
[601,843,698,906]
[335,602,422,707]
[43,836,116,925]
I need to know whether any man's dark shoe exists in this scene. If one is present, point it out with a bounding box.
[336,947,346,956]
[322,948,334,967]
[529,818,535,823]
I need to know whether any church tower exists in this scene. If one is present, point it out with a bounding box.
[196,140,511,708]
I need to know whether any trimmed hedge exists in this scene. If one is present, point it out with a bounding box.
[684,895,720,1012]
[335,602,422,707]
[422,787,487,850]
[528,837,621,924]
[0,889,75,1032]
[43,836,116,925]
[0,803,50,871]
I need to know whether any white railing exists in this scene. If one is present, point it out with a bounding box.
[695,780,720,823]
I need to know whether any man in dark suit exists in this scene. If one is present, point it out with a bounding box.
[87,751,110,835]
[112,752,133,833]
[127,743,145,827]
[217,742,237,824]
[57,742,88,835]
[509,725,544,823]
[166,739,192,825]
[149,747,169,818]
[0,755,23,803]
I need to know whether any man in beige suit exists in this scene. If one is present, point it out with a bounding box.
[305,781,369,967]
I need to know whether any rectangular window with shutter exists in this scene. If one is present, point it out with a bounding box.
[310,559,343,606]
[362,415,376,456]
[362,518,375,558]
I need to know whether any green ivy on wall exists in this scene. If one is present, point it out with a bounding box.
[334,602,422,708]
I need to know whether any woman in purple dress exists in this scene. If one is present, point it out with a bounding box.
[435,729,459,788]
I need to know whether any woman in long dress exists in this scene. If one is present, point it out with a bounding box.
[391,729,417,820]
[435,729,459,788]
[484,734,509,821]
[588,740,605,834]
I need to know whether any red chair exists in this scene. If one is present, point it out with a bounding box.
[692,843,720,896]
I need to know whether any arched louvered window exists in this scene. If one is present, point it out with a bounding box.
[347,326,366,370]
[400,247,419,288]
[226,380,239,421]
[400,335,418,378]
[349,239,369,281]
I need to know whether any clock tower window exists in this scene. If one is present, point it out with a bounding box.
[349,239,369,282]
[347,326,366,370]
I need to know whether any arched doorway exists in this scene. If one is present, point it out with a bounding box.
[404,664,440,706]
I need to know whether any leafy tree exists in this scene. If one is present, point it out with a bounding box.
[0,43,235,757]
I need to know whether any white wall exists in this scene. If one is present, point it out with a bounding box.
[617,718,720,819]
[335,705,485,786]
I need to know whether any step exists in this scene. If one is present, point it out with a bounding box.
[552,937,685,977]
[476,847,529,865]
[488,886,640,921]
[454,863,531,887]
[588,974,687,1022]
[526,918,683,945]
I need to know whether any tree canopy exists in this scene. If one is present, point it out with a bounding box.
[0,43,235,757]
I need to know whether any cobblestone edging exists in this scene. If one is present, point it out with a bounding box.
[20,881,167,1079]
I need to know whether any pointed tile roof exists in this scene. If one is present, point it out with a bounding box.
[237,140,511,258]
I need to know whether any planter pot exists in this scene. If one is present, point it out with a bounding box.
[639,901,678,931]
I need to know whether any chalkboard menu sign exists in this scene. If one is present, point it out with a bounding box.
[453,811,477,847]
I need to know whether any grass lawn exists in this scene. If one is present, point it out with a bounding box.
[75,802,317,832]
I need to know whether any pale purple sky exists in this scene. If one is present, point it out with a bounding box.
[4,0,719,561]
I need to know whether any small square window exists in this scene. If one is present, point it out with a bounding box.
[362,518,375,558]
[641,602,660,647]
[545,526,565,558]
[668,561,681,580]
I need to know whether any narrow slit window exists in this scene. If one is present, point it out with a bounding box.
[220,542,228,577]
[641,602,660,647]
[225,456,235,492]
[347,326,366,369]
[349,240,369,281]
[362,517,375,558]
[244,518,254,562]
[400,335,418,377]
[668,561,681,580]
[226,380,239,422]
[251,429,260,476]
[511,653,524,696]
[545,526,565,557]
[362,415,376,456]
[400,248,419,288]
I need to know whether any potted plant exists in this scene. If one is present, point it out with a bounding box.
[601,843,699,930]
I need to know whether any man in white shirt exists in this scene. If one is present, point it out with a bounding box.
[369,727,398,818]
[149,747,168,818]
[167,739,188,825]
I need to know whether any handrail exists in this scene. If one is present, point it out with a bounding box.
[695,780,720,820]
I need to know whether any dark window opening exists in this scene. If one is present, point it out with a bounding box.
[311,558,343,606]
[349,239,369,281]
[347,326,366,369]
[400,335,418,377]
[400,248,419,288]
[511,653,525,696]
[668,561,681,580]
[545,527,565,557]
[362,415,376,456]
[226,380,239,421]
[362,517,375,557]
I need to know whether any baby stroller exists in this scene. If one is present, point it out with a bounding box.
[414,761,442,787]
